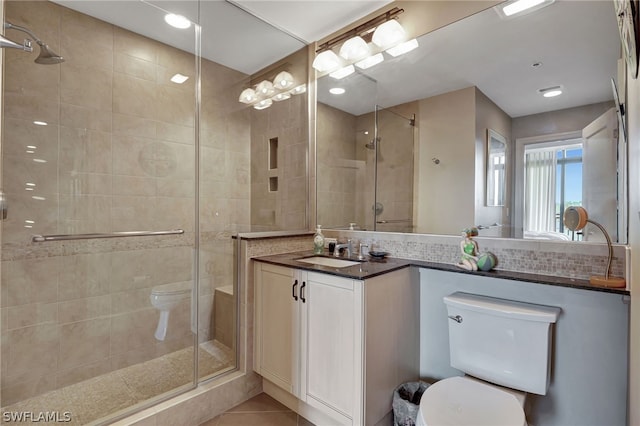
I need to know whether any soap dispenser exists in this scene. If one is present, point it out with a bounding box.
[313,225,325,254]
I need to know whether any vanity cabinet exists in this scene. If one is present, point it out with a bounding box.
[254,261,418,426]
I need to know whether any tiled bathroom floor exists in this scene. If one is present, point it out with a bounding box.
[1,341,233,425]
[200,393,315,426]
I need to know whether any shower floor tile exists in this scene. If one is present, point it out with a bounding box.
[1,340,234,425]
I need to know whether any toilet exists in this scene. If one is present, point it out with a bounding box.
[150,281,193,341]
[417,292,561,426]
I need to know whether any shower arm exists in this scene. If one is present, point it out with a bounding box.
[4,22,45,47]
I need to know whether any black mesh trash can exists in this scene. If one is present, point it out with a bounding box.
[392,381,430,426]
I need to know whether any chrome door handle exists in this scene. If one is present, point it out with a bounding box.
[448,315,463,323]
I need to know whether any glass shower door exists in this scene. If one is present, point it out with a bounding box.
[373,106,415,232]
[0,1,199,423]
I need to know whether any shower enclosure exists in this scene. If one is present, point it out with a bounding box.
[0,0,306,423]
[316,101,415,232]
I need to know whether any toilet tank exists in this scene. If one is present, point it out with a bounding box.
[444,292,561,395]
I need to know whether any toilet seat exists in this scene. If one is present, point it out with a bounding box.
[418,377,526,426]
[151,281,192,296]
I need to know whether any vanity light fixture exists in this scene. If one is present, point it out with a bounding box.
[290,84,307,95]
[496,0,555,18]
[538,85,563,98]
[386,39,419,57]
[356,53,384,70]
[238,70,304,110]
[329,87,346,95]
[563,206,626,288]
[253,99,272,110]
[164,13,192,29]
[330,65,355,79]
[313,7,417,74]
[272,92,291,102]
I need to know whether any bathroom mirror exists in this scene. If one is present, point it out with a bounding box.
[316,0,627,242]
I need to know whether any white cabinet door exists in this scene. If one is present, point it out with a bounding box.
[300,271,364,425]
[254,263,299,395]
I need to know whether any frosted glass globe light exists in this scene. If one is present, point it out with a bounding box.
[312,50,341,72]
[238,88,257,104]
[339,36,370,61]
[372,19,406,49]
[273,71,295,90]
[256,80,275,97]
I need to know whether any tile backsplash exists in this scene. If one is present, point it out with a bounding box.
[323,230,628,282]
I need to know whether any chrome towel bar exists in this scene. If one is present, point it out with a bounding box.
[32,229,184,243]
[376,219,411,224]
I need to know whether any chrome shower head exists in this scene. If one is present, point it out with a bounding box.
[34,41,64,64]
[4,21,63,64]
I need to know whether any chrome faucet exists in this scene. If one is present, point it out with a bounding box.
[334,239,353,258]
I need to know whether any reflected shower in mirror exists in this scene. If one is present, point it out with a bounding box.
[315,0,626,242]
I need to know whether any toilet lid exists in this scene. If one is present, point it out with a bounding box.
[151,281,192,296]
[420,377,525,426]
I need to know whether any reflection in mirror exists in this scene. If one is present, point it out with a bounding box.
[486,129,506,207]
[316,0,625,242]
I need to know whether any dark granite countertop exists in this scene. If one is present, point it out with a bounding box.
[253,251,630,295]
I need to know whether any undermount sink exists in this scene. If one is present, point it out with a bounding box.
[296,256,361,268]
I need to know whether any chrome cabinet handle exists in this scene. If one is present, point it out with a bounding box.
[448,315,463,323]
[0,191,7,220]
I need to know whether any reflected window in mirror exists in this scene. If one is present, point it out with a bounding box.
[523,140,582,241]
[486,129,506,207]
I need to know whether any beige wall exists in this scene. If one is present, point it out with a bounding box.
[416,87,476,235]
[250,48,308,232]
[0,0,248,406]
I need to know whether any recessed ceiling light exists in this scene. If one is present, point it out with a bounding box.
[538,85,563,97]
[33,121,47,126]
[170,73,189,84]
[164,13,191,29]
[329,88,346,95]
[497,0,554,18]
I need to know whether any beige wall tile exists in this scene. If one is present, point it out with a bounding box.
[114,28,159,63]
[58,295,111,324]
[58,253,111,302]
[115,52,156,82]
[61,103,112,133]
[59,318,111,370]
[7,302,57,330]
[113,175,157,197]
[59,127,112,174]
[3,323,60,386]
[2,257,59,307]
[58,194,112,234]
[113,72,157,120]
[61,65,113,111]
[113,113,157,139]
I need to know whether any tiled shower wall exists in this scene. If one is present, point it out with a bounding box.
[250,48,309,232]
[0,0,249,406]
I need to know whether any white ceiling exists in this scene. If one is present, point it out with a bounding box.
[318,0,621,117]
[51,0,619,118]
[52,0,392,74]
